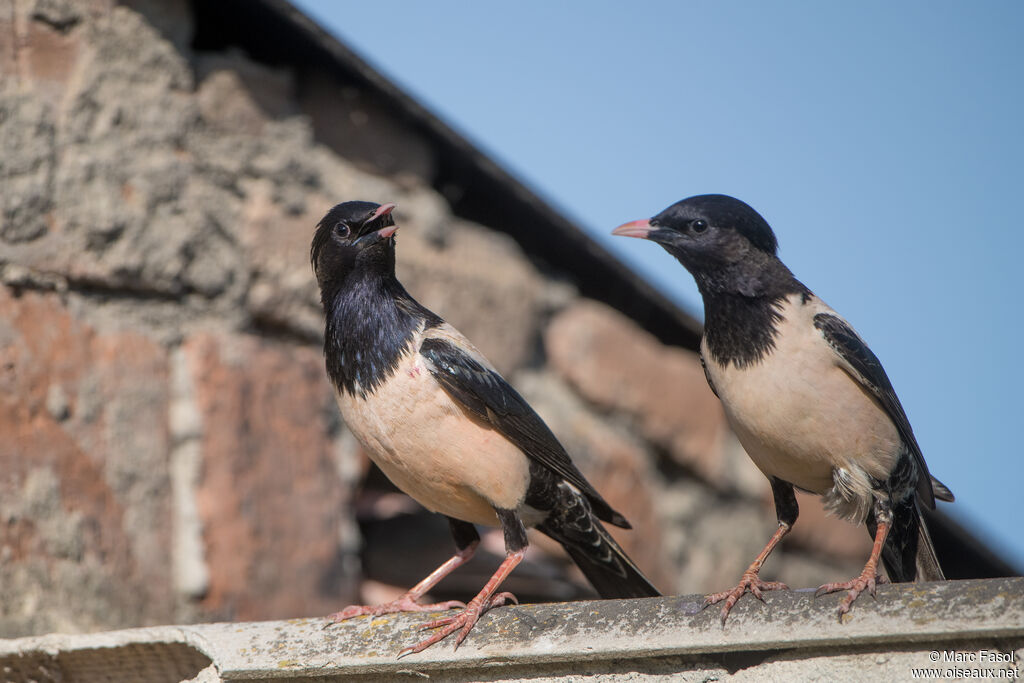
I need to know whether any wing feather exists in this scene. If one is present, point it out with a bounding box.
[814,313,950,508]
[419,335,628,527]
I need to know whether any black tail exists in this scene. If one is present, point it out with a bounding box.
[537,483,660,599]
[557,520,661,598]
[875,497,945,583]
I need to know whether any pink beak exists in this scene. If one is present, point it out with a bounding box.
[372,202,396,221]
[372,203,398,238]
[611,219,654,239]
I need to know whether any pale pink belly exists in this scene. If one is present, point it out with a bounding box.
[706,297,900,495]
[336,353,531,527]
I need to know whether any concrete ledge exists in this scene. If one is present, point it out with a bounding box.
[2,578,1022,681]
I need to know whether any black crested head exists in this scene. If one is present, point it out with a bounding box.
[613,194,811,368]
[652,194,778,256]
[311,200,398,298]
[311,200,441,398]
[614,194,795,298]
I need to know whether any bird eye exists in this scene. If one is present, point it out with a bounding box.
[335,222,351,238]
[691,219,708,234]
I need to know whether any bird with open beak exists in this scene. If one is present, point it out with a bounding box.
[614,194,953,624]
[312,201,660,655]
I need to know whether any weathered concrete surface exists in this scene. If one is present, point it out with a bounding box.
[1,578,1021,682]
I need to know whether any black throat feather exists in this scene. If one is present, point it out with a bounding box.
[323,270,440,398]
[696,260,811,369]
[702,292,789,368]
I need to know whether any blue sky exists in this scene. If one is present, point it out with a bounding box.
[292,1,1024,569]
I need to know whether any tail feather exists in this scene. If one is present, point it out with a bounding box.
[930,476,955,503]
[556,520,661,599]
[537,481,660,599]
[913,505,945,581]
[876,498,945,583]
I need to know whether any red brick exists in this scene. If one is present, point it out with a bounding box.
[546,300,731,486]
[184,333,358,621]
[514,373,674,593]
[569,424,674,593]
[26,20,82,88]
[0,287,174,634]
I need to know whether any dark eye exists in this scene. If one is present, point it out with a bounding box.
[335,222,351,238]
[690,219,708,234]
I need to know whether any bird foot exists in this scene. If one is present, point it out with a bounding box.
[324,594,466,626]
[702,570,788,626]
[398,591,518,657]
[815,572,887,619]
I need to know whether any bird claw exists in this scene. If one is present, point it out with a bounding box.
[702,572,788,626]
[324,595,466,629]
[398,591,517,657]
[815,572,885,619]
[417,592,517,631]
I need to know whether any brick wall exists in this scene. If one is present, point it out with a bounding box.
[0,0,866,638]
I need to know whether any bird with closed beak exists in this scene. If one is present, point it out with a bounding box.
[613,194,953,624]
[312,201,659,655]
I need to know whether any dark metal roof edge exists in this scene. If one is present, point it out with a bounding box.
[929,508,1021,579]
[257,0,703,346]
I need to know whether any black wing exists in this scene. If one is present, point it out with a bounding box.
[420,337,629,528]
[814,312,951,508]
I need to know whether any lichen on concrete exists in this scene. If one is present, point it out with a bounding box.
[1,578,1021,682]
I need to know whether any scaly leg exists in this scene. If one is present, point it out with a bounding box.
[703,522,791,625]
[399,508,527,656]
[816,515,891,620]
[326,518,478,623]
[703,478,796,626]
[399,548,523,656]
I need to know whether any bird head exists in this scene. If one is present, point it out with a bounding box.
[613,194,784,296]
[311,201,399,288]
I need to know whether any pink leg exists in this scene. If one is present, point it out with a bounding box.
[703,522,791,626]
[816,519,891,619]
[325,541,478,624]
[398,548,525,657]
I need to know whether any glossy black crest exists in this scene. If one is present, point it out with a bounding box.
[321,200,383,229]
[641,194,809,367]
[310,200,396,285]
[651,194,779,255]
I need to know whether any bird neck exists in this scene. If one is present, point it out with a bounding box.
[697,262,811,369]
[322,268,436,398]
